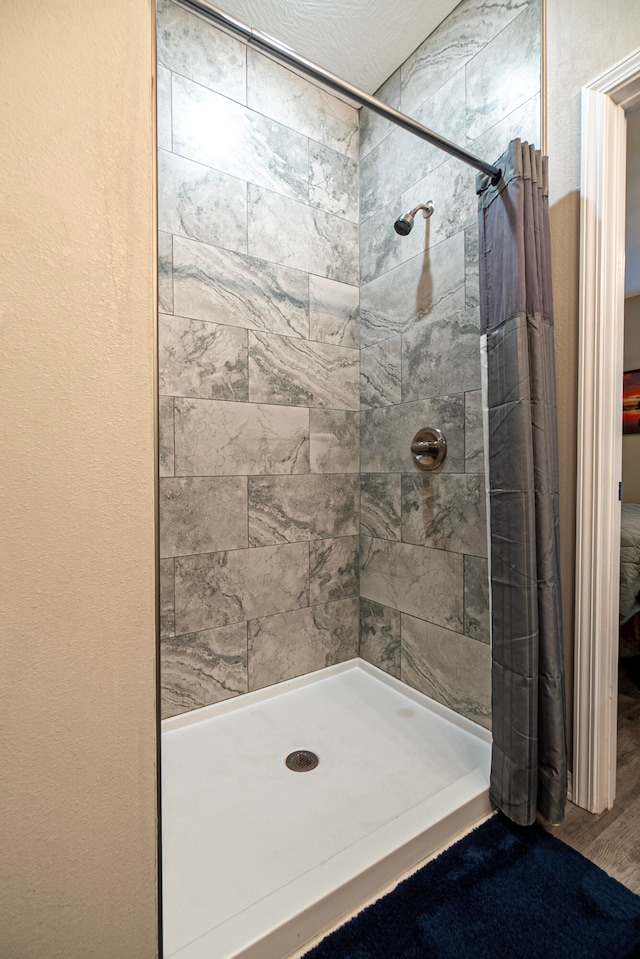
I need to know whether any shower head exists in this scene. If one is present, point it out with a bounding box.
[394,213,414,236]
[393,201,434,236]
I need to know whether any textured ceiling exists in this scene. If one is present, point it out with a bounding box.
[215,0,460,94]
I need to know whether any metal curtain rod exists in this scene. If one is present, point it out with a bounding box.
[176,0,503,185]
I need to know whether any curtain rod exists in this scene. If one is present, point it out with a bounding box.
[175,0,503,185]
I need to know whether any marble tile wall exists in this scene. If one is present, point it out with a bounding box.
[157,0,541,727]
[357,0,541,729]
[157,0,360,718]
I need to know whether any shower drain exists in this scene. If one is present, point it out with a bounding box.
[285,750,319,772]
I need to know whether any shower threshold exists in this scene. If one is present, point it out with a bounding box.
[161,658,492,959]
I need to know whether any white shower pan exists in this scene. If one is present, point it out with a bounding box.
[161,658,492,959]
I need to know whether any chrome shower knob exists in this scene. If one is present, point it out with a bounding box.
[410,427,447,470]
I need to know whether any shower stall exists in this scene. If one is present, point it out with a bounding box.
[157,0,542,953]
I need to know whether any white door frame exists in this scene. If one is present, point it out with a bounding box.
[574,48,640,814]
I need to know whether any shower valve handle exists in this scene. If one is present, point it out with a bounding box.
[411,439,439,454]
[411,428,447,471]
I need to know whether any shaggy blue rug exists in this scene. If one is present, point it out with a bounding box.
[303,814,640,959]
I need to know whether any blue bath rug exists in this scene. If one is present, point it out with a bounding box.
[303,814,640,959]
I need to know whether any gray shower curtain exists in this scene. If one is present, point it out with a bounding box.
[476,139,567,827]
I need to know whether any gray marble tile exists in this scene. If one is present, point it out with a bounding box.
[465,226,480,310]
[158,231,173,315]
[161,622,248,719]
[468,93,541,165]
[159,395,175,477]
[309,141,359,223]
[359,598,401,678]
[360,474,401,541]
[248,474,359,545]
[309,536,359,605]
[308,275,359,349]
[360,536,464,631]
[159,476,248,558]
[173,235,308,339]
[401,614,491,728]
[401,473,487,557]
[159,313,248,402]
[157,63,172,152]
[175,542,309,634]
[464,555,490,644]
[158,150,247,254]
[400,0,530,116]
[360,70,467,220]
[411,68,469,143]
[247,186,359,286]
[399,163,477,264]
[465,390,485,474]
[360,69,401,160]
[401,306,481,402]
[359,128,410,223]
[360,200,403,286]
[466,2,541,142]
[359,232,465,348]
[174,397,309,476]
[310,409,359,473]
[361,395,465,474]
[247,49,359,160]
[157,0,246,104]
[160,557,175,639]
[172,74,308,202]
[361,338,402,410]
[248,598,359,691]
[248,331,359,411]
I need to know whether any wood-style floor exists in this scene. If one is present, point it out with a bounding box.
[547,656,640,895]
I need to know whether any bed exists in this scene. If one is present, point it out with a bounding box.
[620,503,640,651]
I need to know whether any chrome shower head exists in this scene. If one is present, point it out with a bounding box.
[393,201,434,236]
[394,213,415,236]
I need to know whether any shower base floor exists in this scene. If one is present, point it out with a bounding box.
[161,659,492,959]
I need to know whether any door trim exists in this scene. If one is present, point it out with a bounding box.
[574,48,640,813]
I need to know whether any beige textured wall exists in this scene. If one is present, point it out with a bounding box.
[546,0,640,758]
[622,436,640,504]
[0,2,158,957]
[623,295,640,371]
[626,105,640,295]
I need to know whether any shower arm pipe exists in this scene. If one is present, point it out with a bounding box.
[176,0,503,186]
